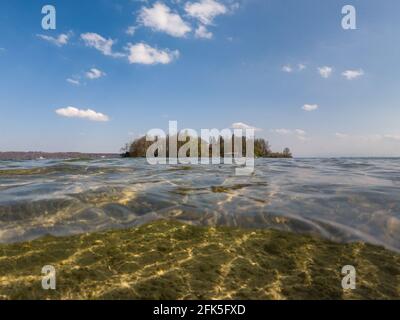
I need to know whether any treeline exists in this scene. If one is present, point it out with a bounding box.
[122,135,292,158]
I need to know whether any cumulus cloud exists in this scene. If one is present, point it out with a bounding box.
[37,33,70,47]
[342,69,364,80]
[138,2,191,37]
[185,0,228,25]
[126,43,179,65]
[231,122,261,131]
[282,65,293,73]
[318,66,333,78]
[55,106,109,122]
[302,104,319,112]
[195,25,213,39]
[86,68,106,79]
[81,33,123,57]
[66,78,80,86]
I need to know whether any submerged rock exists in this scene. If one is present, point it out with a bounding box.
[0,220,399,300]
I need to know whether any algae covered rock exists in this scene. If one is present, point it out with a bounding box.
[0,220,399,300]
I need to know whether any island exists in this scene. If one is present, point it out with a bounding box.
[121,136,293,159]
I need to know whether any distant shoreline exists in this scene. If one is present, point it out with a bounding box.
[0,152,119,161]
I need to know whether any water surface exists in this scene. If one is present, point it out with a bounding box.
[0,158,399,251]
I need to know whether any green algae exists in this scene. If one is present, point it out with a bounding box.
[0,168,50,176]
[211,184,252,193]
[0,220,399,300]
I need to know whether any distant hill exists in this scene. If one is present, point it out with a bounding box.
[0,152,119,161]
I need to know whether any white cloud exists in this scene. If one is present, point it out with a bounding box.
[335,132,349,139]
[318,66,333,78]
[342,69,364,80]
[138,2,191,37]
[231,122,261,131]
[298,63,306,71]
[295,129,306,136]
[126,43,179,65]
[66,78,80,86]
[85,68,106,79]
[37,33,70,47]
[273,128,292,135]
[55,106,109,122]
[282,65,292,73]
[195,25,213,39]
[81,33,123,57]
[185,0,228,25]
[302,104,319,112]
[126,26,137,36]
[283,64,306,73]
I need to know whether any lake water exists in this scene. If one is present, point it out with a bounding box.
[0,158,399,251]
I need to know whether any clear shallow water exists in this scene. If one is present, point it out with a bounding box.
[0,158,399,251]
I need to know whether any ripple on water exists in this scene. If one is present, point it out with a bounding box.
[0,158,400,252]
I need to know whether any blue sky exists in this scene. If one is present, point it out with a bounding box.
[1,0,400,156]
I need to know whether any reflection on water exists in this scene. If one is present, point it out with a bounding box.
[0,158,399,251]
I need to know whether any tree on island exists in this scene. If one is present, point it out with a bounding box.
[122,135,292,159]
[283,147,292,158]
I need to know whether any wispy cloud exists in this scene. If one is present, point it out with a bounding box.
[295,129,306,136]
[272,128,307,140]
[282,65,292,73]
[126,43,179,65]
[282,64,306,73]
[231,122,262,131]
[126,26,137,36]
[334,132,400,142]
[298,63,306,71]
[342,69,364,80]
[37,33,70,47]
[318,66,333,78]
[273,128,292,135]
[81,33,123,57]
[55,106,109,122]
[335,132,349,139]
[85,68,106,80]
[138,2,191,37]
[302,104,319,112]
[383,134,400,141]
[66,78,80,86]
